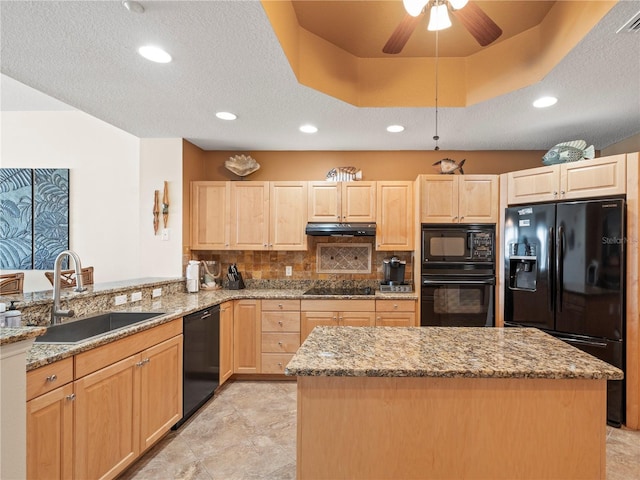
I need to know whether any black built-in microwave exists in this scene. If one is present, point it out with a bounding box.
[421,224,495,267]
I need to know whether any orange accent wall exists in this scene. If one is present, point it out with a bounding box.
[198,149,546,181]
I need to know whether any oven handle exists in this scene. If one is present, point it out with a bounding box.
[422,278,495,286]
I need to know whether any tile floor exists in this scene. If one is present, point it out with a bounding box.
[120,380,640,480]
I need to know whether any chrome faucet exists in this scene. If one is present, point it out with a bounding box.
[51,250,87,325]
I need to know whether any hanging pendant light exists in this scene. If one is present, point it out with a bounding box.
[403,0,429,17]
[433,30,441,151]
[427,3,452,31]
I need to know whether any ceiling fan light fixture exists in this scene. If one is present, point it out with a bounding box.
[448,0,468,10]
[427,4,452,31]
[533,96,558,108]
[387,125,405,133]
[403,0,429,17]
[299,124,318,134]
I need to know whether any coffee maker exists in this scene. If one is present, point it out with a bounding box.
[381,257,411,292]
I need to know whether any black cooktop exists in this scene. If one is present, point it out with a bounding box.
[303,286,373,296]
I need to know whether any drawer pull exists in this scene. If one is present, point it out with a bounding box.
[277,362,283,368]
[46,374,57,383]
[394,304,398,309]
[66,393,76,401]
[278,320,283,326]
[278,341,283,346]
[278,304,283,309]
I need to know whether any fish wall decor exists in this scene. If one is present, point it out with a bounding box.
[433,158,465,174]
[542,140,595,165]
[326,166,363,182]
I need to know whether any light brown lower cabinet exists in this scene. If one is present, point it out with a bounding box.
[375,299,417,327]
[219,301,234,385]
[260,300,301,374]
[301,300,376,342]
[233,299,262,374]
[27,383,74,480]
[26,320,182,480]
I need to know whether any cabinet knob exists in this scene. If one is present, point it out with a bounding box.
[560,190,565,195]
[452,216,458,220]
[278,341,283,346]
[278,304,283,309]
[553,191,558,196]
[46,374,57,383]
[393,304,398,309]
[66,393,76,401]
[278,320,283,326]
[460,216,464,220]
[333,316,337,321]
[277,362,283,368]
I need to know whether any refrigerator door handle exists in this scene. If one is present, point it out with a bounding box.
[557,225,564,312]
[547,226,554,312]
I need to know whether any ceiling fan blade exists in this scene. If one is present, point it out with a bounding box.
[452,2,502,46]
[383,13,422,54]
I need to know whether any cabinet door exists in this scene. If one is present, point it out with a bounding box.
[375,312,416,327]
[230,182,270,250]
[74,355,140,480]
[270,181,308,250]
[300,311,338,342]
[139,335,183,452]
[458,175,499,223]
[191,181,230,250]
[562,155,626,200]
[27,383,74,480]
[220,301,234,386]
[308,181,340,221]
[420,176,459,223]
[233,300,262,374]
[342,181,376,222]
[377,181,413,250]
[340,311,376,327]
[507,165,560,205]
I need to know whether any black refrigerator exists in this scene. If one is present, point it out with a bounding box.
[504,197,625,427]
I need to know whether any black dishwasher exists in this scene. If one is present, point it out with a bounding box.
[174,305,220,428]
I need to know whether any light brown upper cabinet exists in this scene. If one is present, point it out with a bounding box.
[191,181,230,250]
[507,155,626,205]
[420,175,498,224]
[270,181,308,250]
[308,181,376,222]
[193,181,307,251]
[230,181,270,250]
[376,181,414,250]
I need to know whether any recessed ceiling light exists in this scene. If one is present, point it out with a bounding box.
[122,0,145,14]
[299,124,318,134]
[216,111,237,120]
[533,96,558,108]
[387,125,405,133]
[138,45,172,64]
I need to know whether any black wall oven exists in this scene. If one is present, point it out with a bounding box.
[421,224,496,327]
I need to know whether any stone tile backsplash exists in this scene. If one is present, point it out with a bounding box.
[194,237,413,284]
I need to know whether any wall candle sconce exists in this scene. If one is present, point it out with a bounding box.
[153,190,160,234]
[162,181,169,228]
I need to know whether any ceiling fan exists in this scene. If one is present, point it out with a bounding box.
[383,0,503,54]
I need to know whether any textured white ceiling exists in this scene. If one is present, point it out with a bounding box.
[1,0,639,152]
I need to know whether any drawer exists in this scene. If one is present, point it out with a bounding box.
[261,353,294,374]
[301,299,375,312]
[262,311,300,332]
[375,300,416,312]
[27,357,74,401]
[261,332,300,353]
[262,299,300,311]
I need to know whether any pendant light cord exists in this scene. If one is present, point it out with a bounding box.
[433,29,440,151]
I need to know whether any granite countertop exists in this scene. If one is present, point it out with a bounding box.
[8,287,417,371]
[285,326,624,380]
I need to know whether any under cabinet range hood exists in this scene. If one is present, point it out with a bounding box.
[305,222,376,237]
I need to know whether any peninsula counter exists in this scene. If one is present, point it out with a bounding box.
[285,326,623,480]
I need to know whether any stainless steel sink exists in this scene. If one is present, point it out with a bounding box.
[35,312,166,344]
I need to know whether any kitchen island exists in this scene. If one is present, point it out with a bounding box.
[285,326,623,480]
